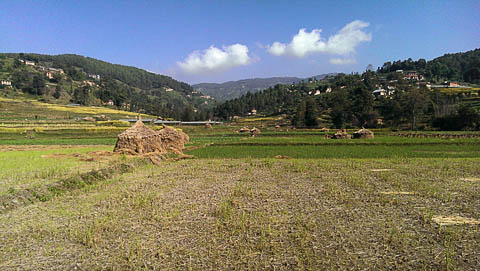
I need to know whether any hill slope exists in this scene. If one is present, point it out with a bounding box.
[378,48,480,83]
[213,49,480,130]
[193,74,334,101]
[0,53,210,119]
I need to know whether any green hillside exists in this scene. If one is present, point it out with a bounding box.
[214,49,480,131]
[0,53,212,120]
[378,48,480,83]
[193,74,334,101]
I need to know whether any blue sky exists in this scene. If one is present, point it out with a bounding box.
[1,1,478,84]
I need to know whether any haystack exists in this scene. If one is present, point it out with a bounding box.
[332,129,351,139]
[114,119,190,156]
[239,127,250,133]
[250,127,261,137]
[113,118,163,154]
[353,128,374,139]
[158,126,190,155]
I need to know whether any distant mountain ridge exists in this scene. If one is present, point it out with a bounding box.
[193,74,335,101]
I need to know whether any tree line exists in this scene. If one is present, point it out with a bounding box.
[213,71,480,130]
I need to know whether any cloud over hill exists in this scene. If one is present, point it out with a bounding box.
[178,44,252,74]
[267,20,372,60]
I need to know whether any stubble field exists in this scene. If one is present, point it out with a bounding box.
[0,125,479,270]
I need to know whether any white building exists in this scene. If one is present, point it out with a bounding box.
[372,88,387,97]
[20,60,35,66]
[1,80,12,86]
[48,67,64,74]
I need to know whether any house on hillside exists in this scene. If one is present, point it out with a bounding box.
[49,67,64,74]
[429,81,469,89]
[20,60,35,66]
[404,71,419,80]
[88,74,101,80]
[372,88,387,97]
[46,72,54,79]
[1,80,12,86]
[403,71,424,81]
[445,81,459,87]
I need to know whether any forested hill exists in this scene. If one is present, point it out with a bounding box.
[193,73,334,101]
[0,53,212,119]
[214,49,480,131]
[378,48,480,83]
[1,53,193,93]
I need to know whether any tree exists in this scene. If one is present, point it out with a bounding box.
[73,86,93,105]
[402,88,430,129]
[304,97,318,127]
[329,90,350,129]
[293,100,306,127]
[182,104,195,121]
[53,85,62,99]
[455,104,480,130]
[351,86,374,127]
[379,95,404,127]
[463,67,480,83]
[432,104,480,130]
[32,75,45,95]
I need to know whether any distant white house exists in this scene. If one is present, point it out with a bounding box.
[325,87,332,93]
[372,88,387,97]
[46,72,54,79]
[20,60,35,66]
[88,74,101,80]
[1,80,12,86]
[48,67,64,74]
[386,86,396,95]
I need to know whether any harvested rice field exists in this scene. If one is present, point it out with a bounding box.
[1,126,480,270]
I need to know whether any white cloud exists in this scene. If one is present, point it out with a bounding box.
[329,58,356,65]
[267,20,371,58]
[177,44,252,74]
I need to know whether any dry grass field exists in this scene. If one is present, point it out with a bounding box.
[0,124,479,270]
[1,155,479,270]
